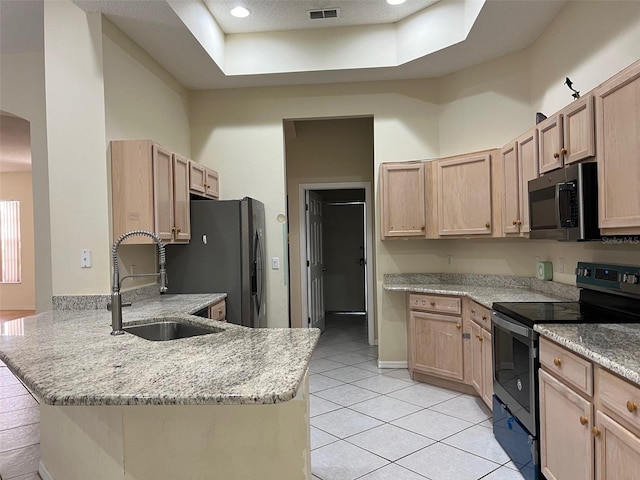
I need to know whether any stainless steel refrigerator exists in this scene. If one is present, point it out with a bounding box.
[165,197,266,328]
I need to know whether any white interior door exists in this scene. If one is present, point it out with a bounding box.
[306,191,325,331]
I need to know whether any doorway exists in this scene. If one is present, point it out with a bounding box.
[300,183,375,345]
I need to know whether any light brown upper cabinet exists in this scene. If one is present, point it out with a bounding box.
[189,161,219,199]
[538,94,595,174]
[379,162,428,238]
[436,151,498,236]
[111,140,191,244]
[595,60,640,234]
[501,129,539,236]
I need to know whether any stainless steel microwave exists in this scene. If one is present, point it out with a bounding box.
[528,162,600,241]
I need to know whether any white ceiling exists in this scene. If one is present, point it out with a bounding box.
[203,0,440,34]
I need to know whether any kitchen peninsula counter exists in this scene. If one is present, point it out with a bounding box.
[0,293,319,406]
[0,294,319,480]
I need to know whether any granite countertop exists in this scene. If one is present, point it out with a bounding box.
[0,294,320,407]
[383,283,565,307]
[535,323,640,386]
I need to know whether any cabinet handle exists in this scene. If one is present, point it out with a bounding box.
[171,227,176,233]
[456,324,462,329]
[512,220,517,225]
[553,357,562,367]
[516,220,522,226]
[579,416,588,426]
[471,309,476,314]
[553,152,560,159]
[485,222,491,229]
[592,427,601,437]
[560,148,567,155]
[421,226,425,231]
[475,334,481,340]
[482,315,487,321]
[176,228,181,234]
[430,301,436,306]
[627,400,638,413]
[478,336,483,342]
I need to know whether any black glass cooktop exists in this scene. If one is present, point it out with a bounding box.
[493,289,640,328]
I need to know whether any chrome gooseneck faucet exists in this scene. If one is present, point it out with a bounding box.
[110,230,167,335]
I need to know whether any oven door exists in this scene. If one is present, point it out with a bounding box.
[491,311,539,436]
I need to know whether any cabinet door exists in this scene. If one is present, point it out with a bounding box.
[538,114,564,174]
[410,310,464,381]
[437,154,492,236]
[189,161,207,195]
[501,142,520,235]
[516,128,539,234]
[152,144,175,242]
[380,163,426,238]
[470,320,483,393]
[563,94,595,165]
[596,60,640,232]
[205,168,219,199]
[172,155,191,242]
[481,327,493,408]
[110,140,155,243]
[595,411,640,480]
[539,369,594,480]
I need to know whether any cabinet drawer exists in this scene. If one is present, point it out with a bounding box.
[209,300,226,322]
[598,368,640,434]
[469,301,491,330]
[409,294,461,315]
[540,338,593,396]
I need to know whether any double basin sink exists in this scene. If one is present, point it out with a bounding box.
[124,319,223,341]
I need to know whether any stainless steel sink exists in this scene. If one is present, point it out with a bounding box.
[124,321,222,341]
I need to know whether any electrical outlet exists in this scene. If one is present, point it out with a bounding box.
[558,257,564,274]
[80,249,92,268]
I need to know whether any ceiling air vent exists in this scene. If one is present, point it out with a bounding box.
[308,8,340,20]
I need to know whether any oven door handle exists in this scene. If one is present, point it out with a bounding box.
[492,312,532,339]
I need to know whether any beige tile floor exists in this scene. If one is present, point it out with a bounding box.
[310,314,526,480]
[0,314,525,480]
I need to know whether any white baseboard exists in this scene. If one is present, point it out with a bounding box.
[377,360,408,369]
[39,461,53,480]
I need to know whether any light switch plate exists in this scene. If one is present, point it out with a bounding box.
[271,257,280,270]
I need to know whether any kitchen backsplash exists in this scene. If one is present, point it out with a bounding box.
[52,284,160,310]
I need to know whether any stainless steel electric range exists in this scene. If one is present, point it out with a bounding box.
[490,261,640,480]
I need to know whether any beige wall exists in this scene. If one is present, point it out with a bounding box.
[44,2,110,295]
[0,49,52,312]
[285,117,374,328]
[102,19,192,289]
[0,172,35,309]
[190,81,441,331]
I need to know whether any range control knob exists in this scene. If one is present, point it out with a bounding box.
[575,268,591,277]
[623,273,639,284]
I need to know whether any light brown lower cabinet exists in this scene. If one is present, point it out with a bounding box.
[208,299,226,321]
[409,309,464,381]
[595,411,640,480]
[468,300,493,409]
[539,337,640,480]
[539,368,594,480]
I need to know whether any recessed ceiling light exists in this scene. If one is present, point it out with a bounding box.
[230,6,250,18]
[386,0,407,5]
